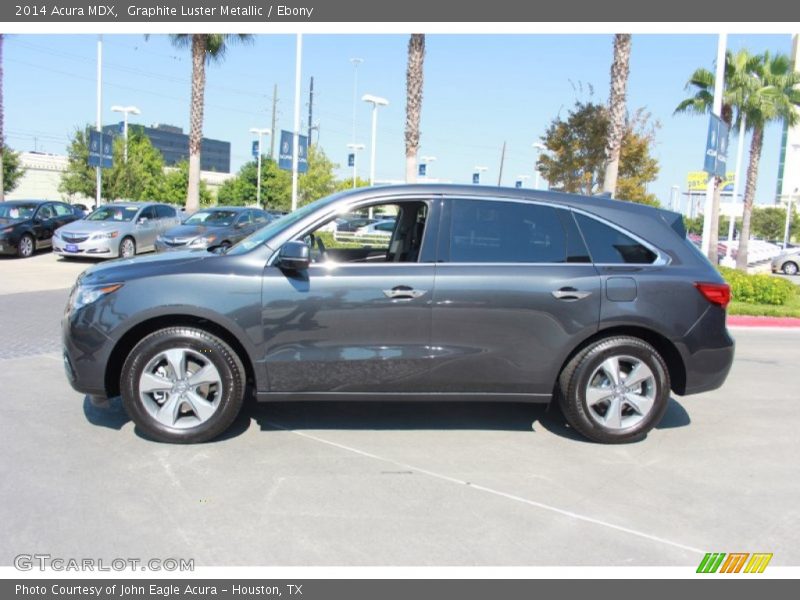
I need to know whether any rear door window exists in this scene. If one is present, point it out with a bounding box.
[447,199,568,263]
[574,212,657,264]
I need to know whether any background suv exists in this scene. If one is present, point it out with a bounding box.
[62,185,734,444]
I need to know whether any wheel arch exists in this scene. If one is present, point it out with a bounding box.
[104,314,258,399]
[555,325,687,396]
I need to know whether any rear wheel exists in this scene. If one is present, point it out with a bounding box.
[17,234,35,258]
[121,327,246,443]
[782,261,798,276]
[558,336,670,444]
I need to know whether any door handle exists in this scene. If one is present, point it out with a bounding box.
[552,287,592,301]
[383,286,426,300]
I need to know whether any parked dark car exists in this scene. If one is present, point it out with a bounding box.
[71,203,90,218]
[0,200,81,258]
[63,185,734,444]
[155,206,272,253]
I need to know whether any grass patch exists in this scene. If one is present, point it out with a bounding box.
[729,289,800,318]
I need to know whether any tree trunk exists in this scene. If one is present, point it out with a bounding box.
[736,125,764,271]
[602,33,632,197]
[404,34,425,183]
[0,34,5,201]
[186,35,207,212]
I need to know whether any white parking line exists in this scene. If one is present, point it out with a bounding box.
[264,420,704,556]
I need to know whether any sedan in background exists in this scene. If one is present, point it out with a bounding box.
[772,247,800,275]
[53,202,181,259]
[155,207,273,253]
[0,200,81,258]
[354,219,397,238]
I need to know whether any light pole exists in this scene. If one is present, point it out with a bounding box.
[111,105,141,163]
[362,94,389,186]
[670,185,680,212]
[721,115,747,267]
[474,166,488,184]
[784,187,798,250]
[249,128,271,209]
[347,143,365,188]
[350,58,363,145]
[532,142,547,190]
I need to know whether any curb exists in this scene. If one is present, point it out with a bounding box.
[728,315,800,328]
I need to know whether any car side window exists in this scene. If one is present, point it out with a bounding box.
[237,211,253,225]
[156,205,177,219]
[37,204,55,220]
[252,211,269,224]
[573,213,657,264]
[52,203,73,217]
[448,199,568,263]
[139,207,157,221]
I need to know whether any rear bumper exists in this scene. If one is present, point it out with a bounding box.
[676,306,735,396]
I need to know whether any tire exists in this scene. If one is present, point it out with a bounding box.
[121,327,246,443]
[558,336,670,444]
[119,237,136,258]
[17,234,35,258]
[782,261,798,276]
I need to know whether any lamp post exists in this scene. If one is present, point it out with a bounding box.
[362,94,389,186]
[111,105,141,163]
[347,142,365,188]
[784,187,798,251]
[532,142,547,190]
[249,128,271,209]
[350,58,363,145]
[721,115,747,267]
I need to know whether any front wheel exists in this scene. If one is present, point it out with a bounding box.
[558,336,671,444]
[121,327,246,443]
[17,234,35,258]
[119,237,136,258]
[782,261,798,276]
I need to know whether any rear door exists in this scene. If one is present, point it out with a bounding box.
[428,197,601,396]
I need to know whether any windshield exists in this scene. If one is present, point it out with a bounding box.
[0,203,37,220]
[184,210,238,227]
[226,193,346,256]
[86,205,139,222]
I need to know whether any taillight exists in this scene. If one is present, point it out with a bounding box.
[694,282,731,309]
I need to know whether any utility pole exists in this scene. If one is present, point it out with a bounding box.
[497,141,507,186]
[95,34,103,209]
[308,76,314,145]
[269,83,278,160]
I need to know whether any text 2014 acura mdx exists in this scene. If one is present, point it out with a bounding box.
[62,185,734,444]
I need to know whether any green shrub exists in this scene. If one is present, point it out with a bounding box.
[718,267,796,305]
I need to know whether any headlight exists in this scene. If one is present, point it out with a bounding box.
[189,234,217,247]
[68,283,123,312]
[91,231,120,240]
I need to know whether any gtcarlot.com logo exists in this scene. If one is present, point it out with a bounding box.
[697,552,773,574]
[14,554,194,572]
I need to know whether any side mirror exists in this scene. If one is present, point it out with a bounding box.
[137,217,148,225]
[277,241,310,271]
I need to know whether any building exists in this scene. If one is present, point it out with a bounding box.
[776,34,800,207]
[102,122,231,173]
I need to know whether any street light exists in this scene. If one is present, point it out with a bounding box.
[784,187,798,251]
[111,104,141,163]
[249,127,271,209]
[474,166,488,184]
[532,142,547,190]
[347,142,365,188]
[350,58,363,145]
[362,94,389,186]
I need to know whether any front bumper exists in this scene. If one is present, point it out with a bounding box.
[0,236,20,255]
[62,305,116,398]
[53,235,119,258]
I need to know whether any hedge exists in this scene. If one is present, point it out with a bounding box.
[718,266,797,306]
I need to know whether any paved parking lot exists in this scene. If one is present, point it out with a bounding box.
[1,253,798,567]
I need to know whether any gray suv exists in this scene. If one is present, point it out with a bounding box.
[62,185,734,444]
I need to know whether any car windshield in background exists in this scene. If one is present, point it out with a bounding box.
[86,206,139,222]
[0,203,37,220]
[184,210,238,227]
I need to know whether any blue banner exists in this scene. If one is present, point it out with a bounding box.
[252,140,259,159]
[347,153,355,167]
[418,163,427,177]
[704,114,729,177]
[278,130,309,173]
[88,130,113,169]
[472,172,480,185]
[515,180,522,188]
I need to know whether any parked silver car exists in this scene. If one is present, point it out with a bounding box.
[53,202,181,259]
[771,247,800,275]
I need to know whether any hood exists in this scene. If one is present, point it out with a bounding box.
[58,219,126,233]
[162,224,223,240]
[78,249,212,286]
[0,217,29,227]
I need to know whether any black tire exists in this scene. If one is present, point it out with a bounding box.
[119,236,136,258]
[17,234,35,258]
[558,336,670,444]
[782,261,798,276]
[121,327,246,443]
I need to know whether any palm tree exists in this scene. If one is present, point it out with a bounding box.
[168,34,252,212]
[602,33,632,198]
[675,49,760,264]
[1,33,5,202]
[405,34,425,183]
[736,51,800,270]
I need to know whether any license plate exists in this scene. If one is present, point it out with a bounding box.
[65,244,79,253]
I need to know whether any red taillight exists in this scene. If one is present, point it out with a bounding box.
[694,282,731,309]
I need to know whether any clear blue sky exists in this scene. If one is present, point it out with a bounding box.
[4,33,795,206]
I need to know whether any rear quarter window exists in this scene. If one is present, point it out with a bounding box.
[574,212,657,264]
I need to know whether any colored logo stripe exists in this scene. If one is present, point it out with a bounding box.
[744,553,773,573]
[697,553,726,573]
[720,553,749,573]
[697,552,773,573]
